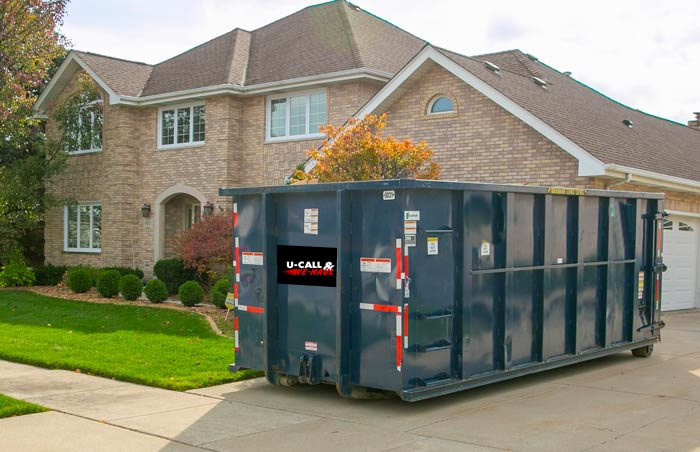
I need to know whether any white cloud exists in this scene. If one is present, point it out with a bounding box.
[62,0,700,123]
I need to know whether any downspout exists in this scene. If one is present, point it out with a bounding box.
[606,173,632,190]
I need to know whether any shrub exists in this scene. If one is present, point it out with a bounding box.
[144,279,168,304]
[153,259,195,295]
[66,268,92,293]
[0,263,36,287]
[176,214,232,276]
[210,276,232,308]
[178,280,204,307]
[68,266,99,287]
[33,264,67,286]
[119,274,143,301]
[104,266,144,280]
[96,270,121,298]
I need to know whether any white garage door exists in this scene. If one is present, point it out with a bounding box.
[661,215,699,311]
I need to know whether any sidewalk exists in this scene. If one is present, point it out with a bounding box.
[1,310,699,452]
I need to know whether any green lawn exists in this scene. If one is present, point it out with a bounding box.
[0,290,259,391]
[0,394,47,419]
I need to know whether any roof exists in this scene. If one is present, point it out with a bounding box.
[73,51,152,97]
[445,48,700,183]
[63,1,424,99]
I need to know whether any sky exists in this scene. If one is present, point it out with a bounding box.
[61,0,700,124]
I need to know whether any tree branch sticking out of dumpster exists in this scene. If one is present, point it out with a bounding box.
[290,114,440,183]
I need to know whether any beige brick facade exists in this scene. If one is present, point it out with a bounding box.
[44,71,381,272]
[44,65,700,274]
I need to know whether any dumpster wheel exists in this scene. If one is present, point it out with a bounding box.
[631,345,654,358]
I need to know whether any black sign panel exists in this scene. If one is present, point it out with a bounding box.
[277,245,337,287]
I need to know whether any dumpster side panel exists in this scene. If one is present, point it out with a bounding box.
[350,190,405,391]
[463,192,506,377]
[403,189,458,386]
[234,194,265,371]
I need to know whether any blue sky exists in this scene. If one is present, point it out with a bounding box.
[62,0,700,124]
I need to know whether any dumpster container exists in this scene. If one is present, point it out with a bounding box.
[219,179,665,401]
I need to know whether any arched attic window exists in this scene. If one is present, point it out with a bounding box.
[428,96,454,114]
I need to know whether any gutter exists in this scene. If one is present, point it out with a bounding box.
[604,164,700,194]
[605,172,632,189]
[117,68,393,106]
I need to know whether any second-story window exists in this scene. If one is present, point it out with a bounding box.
[158,103,205,149]
[63,96,103,154]
[266,90,326,141]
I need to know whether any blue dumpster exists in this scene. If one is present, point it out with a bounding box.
[219,179,664,401]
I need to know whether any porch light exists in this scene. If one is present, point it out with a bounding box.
[141,203,151,218]
[203,202,214,216]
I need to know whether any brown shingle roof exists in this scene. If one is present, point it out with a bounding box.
[74,51,152,97]
[78,1,424,97]
[441,48,700,182]
[244,1,424,85]
[141,29,250,96]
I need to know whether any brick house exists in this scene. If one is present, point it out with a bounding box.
[34,1,700,310]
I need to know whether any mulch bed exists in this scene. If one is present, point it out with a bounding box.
[17,284,231,337]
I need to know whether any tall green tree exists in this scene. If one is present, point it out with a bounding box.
[0,0,69,263]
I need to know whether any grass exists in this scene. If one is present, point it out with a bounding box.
[0,290,260,391]
[0,394,47,419]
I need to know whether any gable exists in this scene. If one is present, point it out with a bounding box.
[355,46,700,192]
[380,64,587,186]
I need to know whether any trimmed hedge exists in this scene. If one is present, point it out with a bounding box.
[33,264,67,286]
[0,263,35,287]
[96,270,121,298]
[144,279,168,304]
[66,268,92,293]
[210,277,232,308]
[153,259,195,295]
[178,281,203,307]
[119,275,143,301]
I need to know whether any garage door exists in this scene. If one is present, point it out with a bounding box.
[661,215,699,311]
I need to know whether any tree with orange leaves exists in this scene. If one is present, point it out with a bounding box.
[290,113,440,183]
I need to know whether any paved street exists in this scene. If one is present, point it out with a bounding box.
[1,310,698,452]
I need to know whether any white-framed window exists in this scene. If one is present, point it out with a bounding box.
[185,204,201,230]
[265,90,327,141]
[64,203,102,253]
[157,102,205,149]
[427,96,455,115]
[65,98,103,154]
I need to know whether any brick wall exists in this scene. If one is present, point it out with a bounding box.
[381,63,591,188]
[240,80,381,185]
[44,72,380,272]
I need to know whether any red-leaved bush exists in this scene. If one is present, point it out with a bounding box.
[176,214,232,276]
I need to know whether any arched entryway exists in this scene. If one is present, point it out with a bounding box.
[153,183,207,263]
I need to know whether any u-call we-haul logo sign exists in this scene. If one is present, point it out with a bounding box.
[277,245,337,287]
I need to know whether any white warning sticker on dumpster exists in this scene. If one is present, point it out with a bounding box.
[638,271,645,300]
[304,341,318,351]
[383,190,395,201]
[304,208,319,235]
[427,237,439,255]
[360,257,392,273]
[304,222,318,234]
[241,251,263,266]
[480,241,490,256]
[404,220,417,235]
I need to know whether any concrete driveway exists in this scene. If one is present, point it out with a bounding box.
[1,310,699,452]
